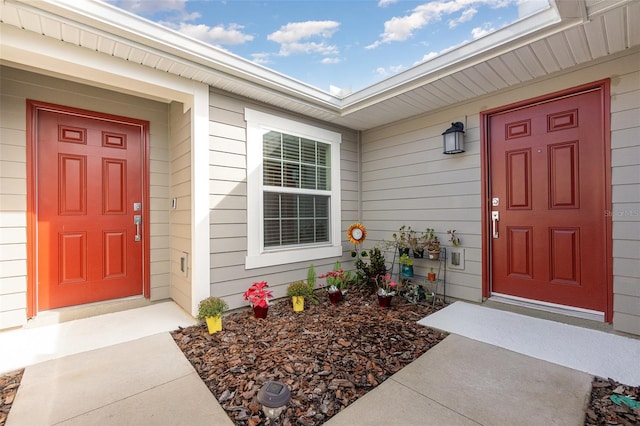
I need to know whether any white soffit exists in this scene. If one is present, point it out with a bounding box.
[1,0,638,131]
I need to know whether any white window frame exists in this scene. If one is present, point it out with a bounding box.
[245,108,342,269]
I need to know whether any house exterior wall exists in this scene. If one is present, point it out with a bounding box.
[360,50,639,335]
[168,101,192,310]
[0,66,171,329]
[207,89,359,310]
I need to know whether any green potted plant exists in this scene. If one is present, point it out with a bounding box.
[427,267,436,281]
[427,231,441,260]
[392,225,410,256]
[408,228,430,258]
[447,229,461,247]
[399,253,414,278]
[355,247,387,290]
[243,281,273,319]
[375,274,397,308]
[287,280,311,312]
[319,261,353,304]
[197,296,228,334]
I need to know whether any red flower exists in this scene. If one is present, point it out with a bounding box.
[243,281,273,308]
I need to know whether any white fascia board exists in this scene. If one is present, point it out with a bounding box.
[0,24,194,105]
[11,0,341,109]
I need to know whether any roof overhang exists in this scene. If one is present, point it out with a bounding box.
[1,0,638,130]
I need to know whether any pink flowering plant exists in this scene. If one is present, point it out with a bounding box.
[243,281,273,308]
[319,261,353,294]
[376,274,397,297]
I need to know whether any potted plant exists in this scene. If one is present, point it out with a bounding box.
[392,225,410,256]
[408,228,428,258]
[287,280,311,312]
[447,229,461,247]
[427,267,436,282]
[319,261,352,304]
[399,253,414,278]
[376,274,397,308]
[427,232,441,260]
[355,247,387,289]
[197,296,228,334]
[243,281,273,319]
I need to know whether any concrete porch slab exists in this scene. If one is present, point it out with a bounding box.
[326,334,592,426]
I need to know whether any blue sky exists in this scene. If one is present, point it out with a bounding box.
[106,0,549,95]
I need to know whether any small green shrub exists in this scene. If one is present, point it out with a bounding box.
[197,296,228,320]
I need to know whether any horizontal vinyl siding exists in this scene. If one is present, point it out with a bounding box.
[169,101,192,310]
[0,66,170,328]
[208,89,359,310]
[361,50,640,326]
[610,65,640,335]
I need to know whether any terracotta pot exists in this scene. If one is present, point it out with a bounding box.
[377,294,393,308]
[428,250,440,260]
[253,305,269,319]
[328,291,342,305]
[427,272,436,281]
[292,296,304,312]
[205,316,222,334]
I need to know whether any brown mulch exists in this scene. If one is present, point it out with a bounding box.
[1,292,638,426]
[585,377,640,426]
[171,286,447,425]
[0,369,23,426]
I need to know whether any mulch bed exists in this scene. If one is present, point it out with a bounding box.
[171,286,446,425]
[1,290,638,426]
[0,369,23,426]
[585,377,640,425]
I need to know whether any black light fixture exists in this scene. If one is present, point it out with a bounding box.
[442,122,465,154]
[257,380,291,419]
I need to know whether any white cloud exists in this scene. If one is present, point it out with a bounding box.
[374,64,406,77]
[322,57,341,64]
[366,0,517,49]
[172,22,254,46]
[471,23,495,39]
[378,0,400,6]
[268,21,340,44]
[115,0,187,14]
[111,0,199,21]
[268,21,340,57]
[251,53,271,65]
[414,51,439,65]
[449,8,477,28]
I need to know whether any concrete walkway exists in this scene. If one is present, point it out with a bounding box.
[2,302,600,425]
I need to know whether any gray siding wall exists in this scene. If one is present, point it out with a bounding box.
[169,101,192,309]
[360,50,640,334]
[207,89,359,310]
[0,66,171,329]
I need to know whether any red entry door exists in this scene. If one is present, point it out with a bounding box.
[489,88,608,312]
[35,104,147,310]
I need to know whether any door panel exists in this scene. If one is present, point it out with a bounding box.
[489,89,607,312]
[36,107,146,310]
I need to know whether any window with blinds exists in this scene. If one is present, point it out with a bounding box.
[262,131,331,248]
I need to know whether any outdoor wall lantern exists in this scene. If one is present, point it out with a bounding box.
[257,380,291,419]
[442,121,465,154]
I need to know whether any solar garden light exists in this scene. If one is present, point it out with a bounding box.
[257,380,291,419]
[442,121,465,154]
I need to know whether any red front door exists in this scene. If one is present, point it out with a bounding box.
[32,102,148,310]
[488,86,609,313]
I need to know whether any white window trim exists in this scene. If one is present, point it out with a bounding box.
[245,108,342,269]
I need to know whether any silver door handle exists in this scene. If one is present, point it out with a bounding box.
[134,215,142,242]
[491,211,499,239]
